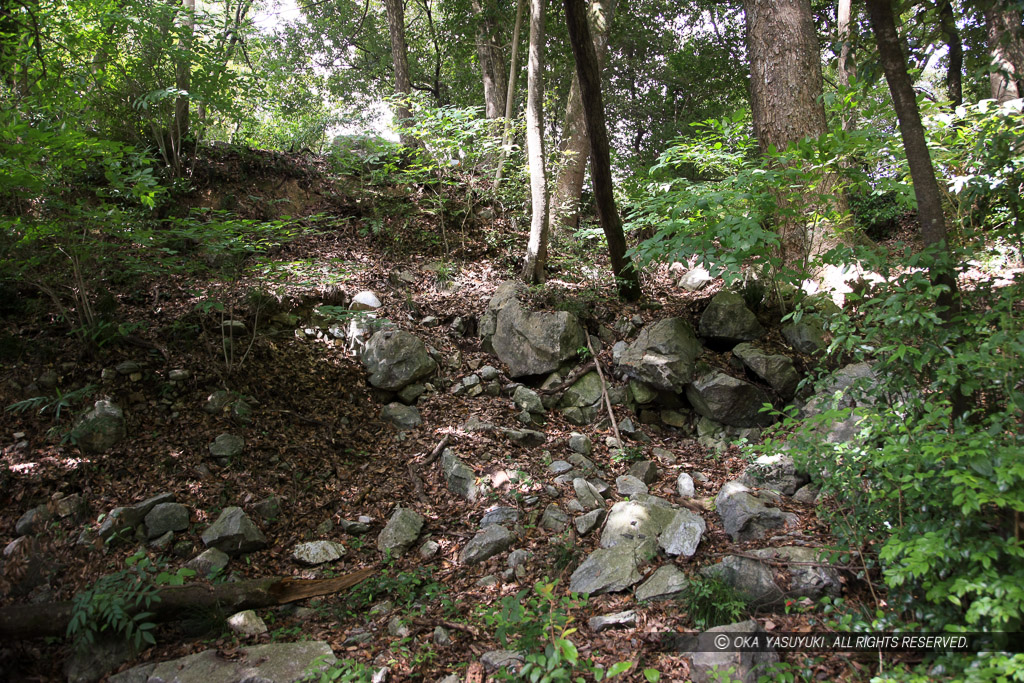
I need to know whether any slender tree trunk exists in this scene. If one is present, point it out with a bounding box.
[384,0,417,147]
[983,1,1024,102]
[549,0,617,235]
[743,0,842,271]
[937,0,963,107]
[521,0,549,283]
[564,0,640,300]
[172,0,195,173]
[495,0,525,186]
[472,0,508,118]
[837,0,855,90]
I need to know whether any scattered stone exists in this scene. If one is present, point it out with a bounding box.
[441,449,478,502]
[2,536,47,595]
[558,372,603,424]
[572,478,605,511]
[169,369,190,382]
[569,545,646,595]
[15,505,51,536]
[684,620,778,683]
[221,320,247,337]
[616,475,648,497]
[566,499,585,513]
[54,493,87,521]
[547,460,573,475]
[340,516,372,534]
[481,650,525,674]
[601,498,675,555]
[351,290,382,311]
[540,505,569,532]
[397,383,426,404]
[658,508,706,558]
[292,540,345,566]
[490,294,586,377]
[481,507,520,528]
[568,433,593,456]
[617,318,702,392]
[502,428,546,447]
[479,365,499,381]
[434,626,452,646]
[144,503,189,539]
[678,266,713,291]
[512,386,544,414]
[751,546,841,601]
[793,483,821,504]
[715,481,799,542]
[677,473,696,499]
[738,453,809,496]
[361,330,437,391]
[732,343,801,399]
[574,509,606,536]
[253,496,282,522]
[628,460,659,486]
[782,318,827,355]
[652,447,677,464]
[108,641,337,683]
[461,525,515,564]
[568,452,597,472]
[204,390,234,414]
[228,610,267,636]
[419,539,440,560]
[686,371,774,428]
[71,400,126,453]
[700,555,783,607]
[201,507,267,555]
[588,610,636,633]
[186,547,229,577]
[629,381,657,404]
[381,402,421,429]
[388,616,411,638]
[475,575,499,587]
[115,361,141,375]
[636,565,690,601]
[698,291,765,345]
[377,507,424,557]
[209,433,244,461]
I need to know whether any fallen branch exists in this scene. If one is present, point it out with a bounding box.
[535,361,597,396]
[408,435,451,505]
[0,567,375,641]
[587,335,621,449]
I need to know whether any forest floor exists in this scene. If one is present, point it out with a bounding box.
[0,147,911,682]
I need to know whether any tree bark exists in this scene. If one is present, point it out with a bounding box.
[0,569,375,641]
[521,0,549,283]
[983,1,1024,102]
[564,0,640,300]
[172,0,195,174]
[837,0,855,91]
[743,0,841,271]
[384,0,417,147]
[549,0,617,235]
[494,0,525,186]
[937,0,963,107]
[472,0,508,119]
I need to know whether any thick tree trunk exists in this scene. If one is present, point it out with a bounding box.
[521,0,549,284]
[983,1,1024,102]
[472,0,508,119]
[564,0,640,300]
[384,0,417,147]
[549,0,617,235]
[937,0,963,107]
[495,0,525,186]
[0,569,374,641]
[743,0,841,271]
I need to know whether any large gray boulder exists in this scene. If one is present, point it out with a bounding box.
[107,641,337,683]
[569,545,646,595]
[144,503,189,539]
[698,291,765,345]
[751,546,841,601]
[617,318,702,393]
[479,281,526,353]
[377,507,424,556]
[782,317,827,355]
[460,524,514,564]
[732,343,801,399]
[738,453,809,496]
[714,481,798,542]
[491,300,585,377]
[558,371,603,424]
[360,330,437,391]
[72,400,126,453]
[635,565,690,601]
[684,620,779,683]
[658,508,706,558]
[201,507,268,555]
[700,555,783,607]
[686,371,774,428]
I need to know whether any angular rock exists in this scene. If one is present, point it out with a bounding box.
[782,318,827,355]
[460,525,514,564]
[381,402,421,429]
[685,620,778,683]
[441,449,478,502]
[2,536,47,595]
[350,290,382,311]
[548,460,573,475]
[677,473,696,498]
[686,371,774,428]
[616,475,648,497]
[574,508,606,536]
[502,428,546,447]
[617,318,702,392]
[481,507,520,528]
[227,610,268,636]
[204,390,234,415]
[186,547,229,577]
[678,266,713,292]
[630,380,658,405]
[144,503,189,539]
[512,386,544,414]
[377,507,424,557]
[568,433,593,456]
[201,507,267,555]
[658,508,706,558]
[738,453,809,496]
[628,460,659,486]
[698,291,765,345]
[751,546,841,601]
[361,330,437,391]
[479,281,526,352]
[700,555,783,607]
[107,641,337,683]
[588,610,636,632]
[601,498,676,555]
[793,483,820,504]
[732,343,801,399]
[15,505,51,536]
[569,545,646,595]
[292,540,345,566]
[715,481,799,542]
[540,505,569,532]
[491,299,585,377]
[481,650,525,674]
[209,433,244,461]
[559,372,602,412]
[72,400,126,453]
[572,478,605,511]
[636,565,690,601]
[419,540,440,559]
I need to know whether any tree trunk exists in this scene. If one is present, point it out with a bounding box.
[521,0,549,284]
[837,0,855,91]
[937,0,963,107]
[384,0,417,147]
[472,0,508,119]
[563,0,640,300]
[549,0,617,235]
[172,0,195,174]
[743,0,841,271]
[983,1,1024,102]
[0,569,374,641]
[495,0,525,186]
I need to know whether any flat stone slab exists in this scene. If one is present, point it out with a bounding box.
[108,641,337,683]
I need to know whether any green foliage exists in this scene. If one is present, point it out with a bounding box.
[303,656,374,683]
[66,552,194,653]
[682,576,748,630]
[343,566,447,617]
[6,384,96,425]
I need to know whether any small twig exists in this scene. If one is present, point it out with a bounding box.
[587,335,621,448]
[535,361,597,396]
[422,434,451,466]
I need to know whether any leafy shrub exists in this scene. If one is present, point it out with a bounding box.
[682,576,748,630]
